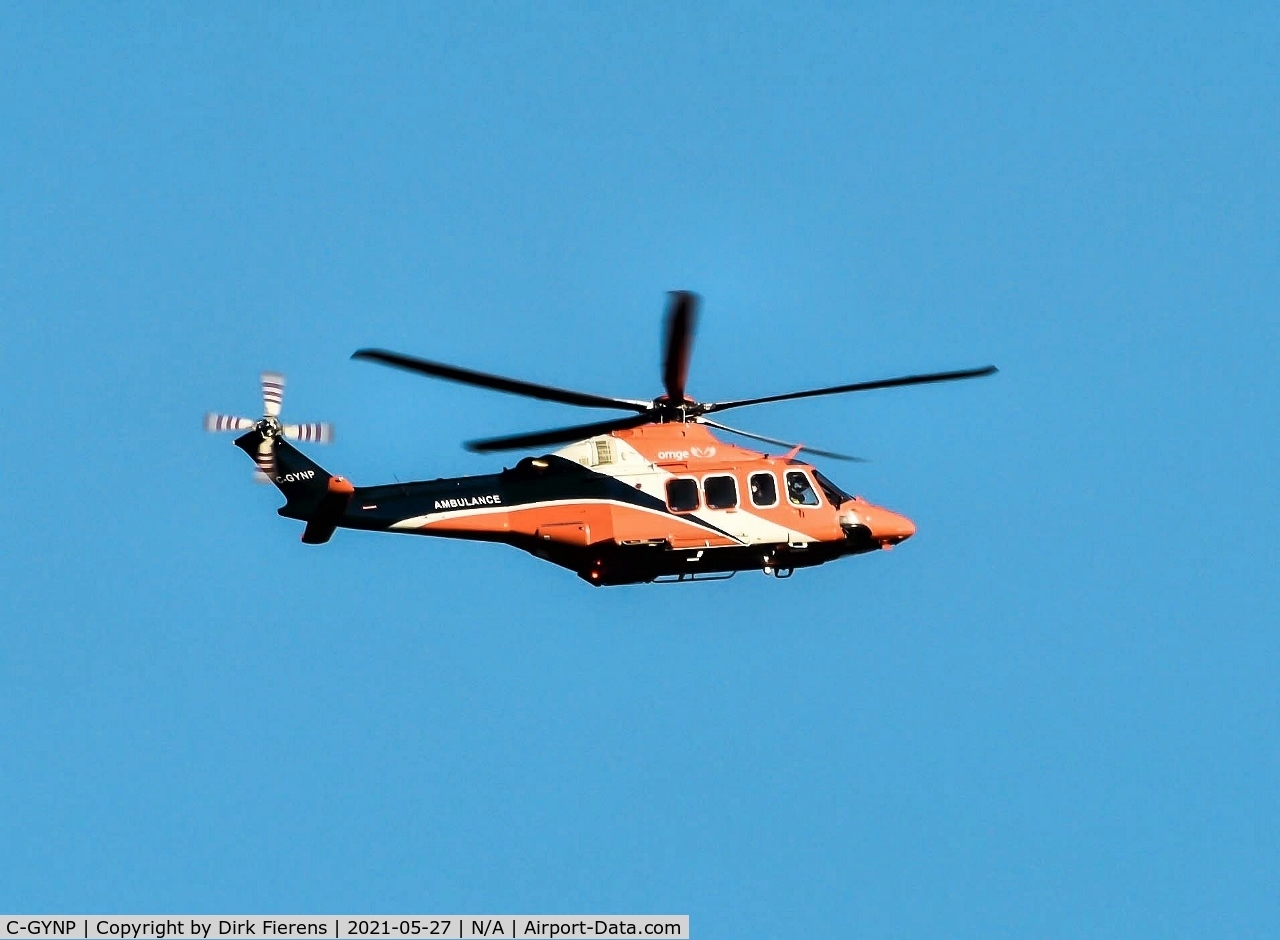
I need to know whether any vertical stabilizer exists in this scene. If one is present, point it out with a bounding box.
[234,429,351,537]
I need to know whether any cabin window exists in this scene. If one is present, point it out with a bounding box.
[703,475,738,510]
[749,472,778,507]
[666,478,700,512]
[785,470,821,506]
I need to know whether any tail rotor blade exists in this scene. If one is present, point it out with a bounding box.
[204,413,256,433]
[662,291,699,403]
[255,435,276,480]
[283,422,334,444]
[261,372,285,418]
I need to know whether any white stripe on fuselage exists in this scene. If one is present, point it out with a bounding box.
[389,497,746,543]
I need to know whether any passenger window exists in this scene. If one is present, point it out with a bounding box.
[785,470,821,506]
[666,478,700,512]
[703,475,738,510]
[749,472,778,507]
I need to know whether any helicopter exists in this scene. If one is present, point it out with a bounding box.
[205,292,995,585]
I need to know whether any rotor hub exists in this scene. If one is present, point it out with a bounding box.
[651,396,702,422]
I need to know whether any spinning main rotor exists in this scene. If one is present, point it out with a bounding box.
[353,291,996,460]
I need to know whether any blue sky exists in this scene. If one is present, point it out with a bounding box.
[2,3,1276,936]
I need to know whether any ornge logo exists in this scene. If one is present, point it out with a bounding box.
[657,446,717,461]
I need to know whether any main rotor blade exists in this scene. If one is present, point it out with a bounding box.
[465,414,655,454]
[352,348,651,413]
[699,418,865,462]
[662,291,699,403]
[704,365,998,414]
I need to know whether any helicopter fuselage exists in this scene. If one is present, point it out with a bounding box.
[261,422,915,586]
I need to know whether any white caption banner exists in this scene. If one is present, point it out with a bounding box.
[1,918,688,940]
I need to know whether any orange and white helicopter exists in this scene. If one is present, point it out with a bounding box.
[205,292,995,585]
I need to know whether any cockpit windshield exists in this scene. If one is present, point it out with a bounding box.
[813,470,854,506]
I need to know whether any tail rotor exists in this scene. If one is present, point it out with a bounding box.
[204,371,334,481]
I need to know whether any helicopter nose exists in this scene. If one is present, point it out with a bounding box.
[862,505,916,547]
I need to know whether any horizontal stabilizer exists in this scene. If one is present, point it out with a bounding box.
[301,477,355,544]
